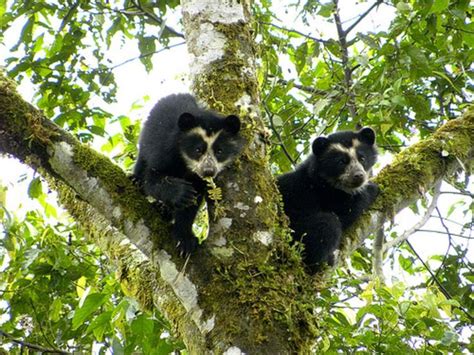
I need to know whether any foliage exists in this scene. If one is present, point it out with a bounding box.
[0,0,473,353]
[0,182,183,353]
[255,0,473,169]
[316,271,473,353]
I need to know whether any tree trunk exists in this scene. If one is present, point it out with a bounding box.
[1,0,473,352]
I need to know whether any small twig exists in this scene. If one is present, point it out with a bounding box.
[372,226,386,282]
[0,329,70,354]
[430,207,453,285]
[129,0,184,38]
[267,77,327,96]
[415,229,473,239]
[332,0,358,121]
[344,0,384,36]
[262,101,297,166]
[110,41,186,70]
[258,21,329,44]
[429,214,469,227]
[383,180,442,252]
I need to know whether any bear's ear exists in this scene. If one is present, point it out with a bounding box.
[223,115,241,134]
[312,137,329,155]
[178,112,198,131]
[358,127,376,146]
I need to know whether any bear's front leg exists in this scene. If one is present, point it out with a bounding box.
[143,171,197,209]
[339,182,380,229]
[172,196,203,255]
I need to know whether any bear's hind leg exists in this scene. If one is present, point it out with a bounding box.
[296,212,342,273]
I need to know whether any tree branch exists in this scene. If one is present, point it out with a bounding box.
[332,0,358,120]
[344,0,383,37]
[258,21,329,44]
[372,227,385,282]
[382,180,442,252]
[0,329,69,354]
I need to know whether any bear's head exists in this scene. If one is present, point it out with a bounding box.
[177,112,245,179]
[311,127,378,194]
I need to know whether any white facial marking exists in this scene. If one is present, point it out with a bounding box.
[181,127,231,178]
[328,141,368,194]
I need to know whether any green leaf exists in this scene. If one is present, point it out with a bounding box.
[50,298,62,322]
[23,248,41,269]
[72,293,109,330]
[48,34,63,56]
[0,0,5,17]
[28,177,43,199]
[294,42,308,74]
[332,311,351,326]
[138,36,156,72]
[396,2,412,12]
[87,311,112,342]
[430,0,449,13]
[20,15,35,46]
[0,184,6,207]
[398,254,415,274]
[318,3,334,17]
[33,33,44,53]
[441,331,458,345]
[462,23,474,47]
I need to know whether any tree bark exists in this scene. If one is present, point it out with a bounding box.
[1,0,473,352]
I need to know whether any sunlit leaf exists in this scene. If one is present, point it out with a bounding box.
[72,293,109,330]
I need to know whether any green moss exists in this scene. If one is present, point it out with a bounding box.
[375,110,474,214]
[71,144,169,238]
[196,248,319,352]
[116,249,155,311]
[193,21,259,114]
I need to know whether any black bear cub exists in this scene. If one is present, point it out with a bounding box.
[134,93,245,254]
[277,127,379,273]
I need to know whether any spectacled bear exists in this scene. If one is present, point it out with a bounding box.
[134,94,245,254]
[277,127,379,273]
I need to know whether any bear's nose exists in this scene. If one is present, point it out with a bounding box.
[352,172,365,186]
[202,167,217,177]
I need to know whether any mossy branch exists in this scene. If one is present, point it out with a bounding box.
[0,71,170,257]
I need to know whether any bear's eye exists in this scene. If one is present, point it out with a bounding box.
[216,148,223,155]
[359,155,366,163]
[337,158,347,166]
[195,147,203,154]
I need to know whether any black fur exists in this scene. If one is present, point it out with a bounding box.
[134,94,244,254]
[277,127,379,273]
